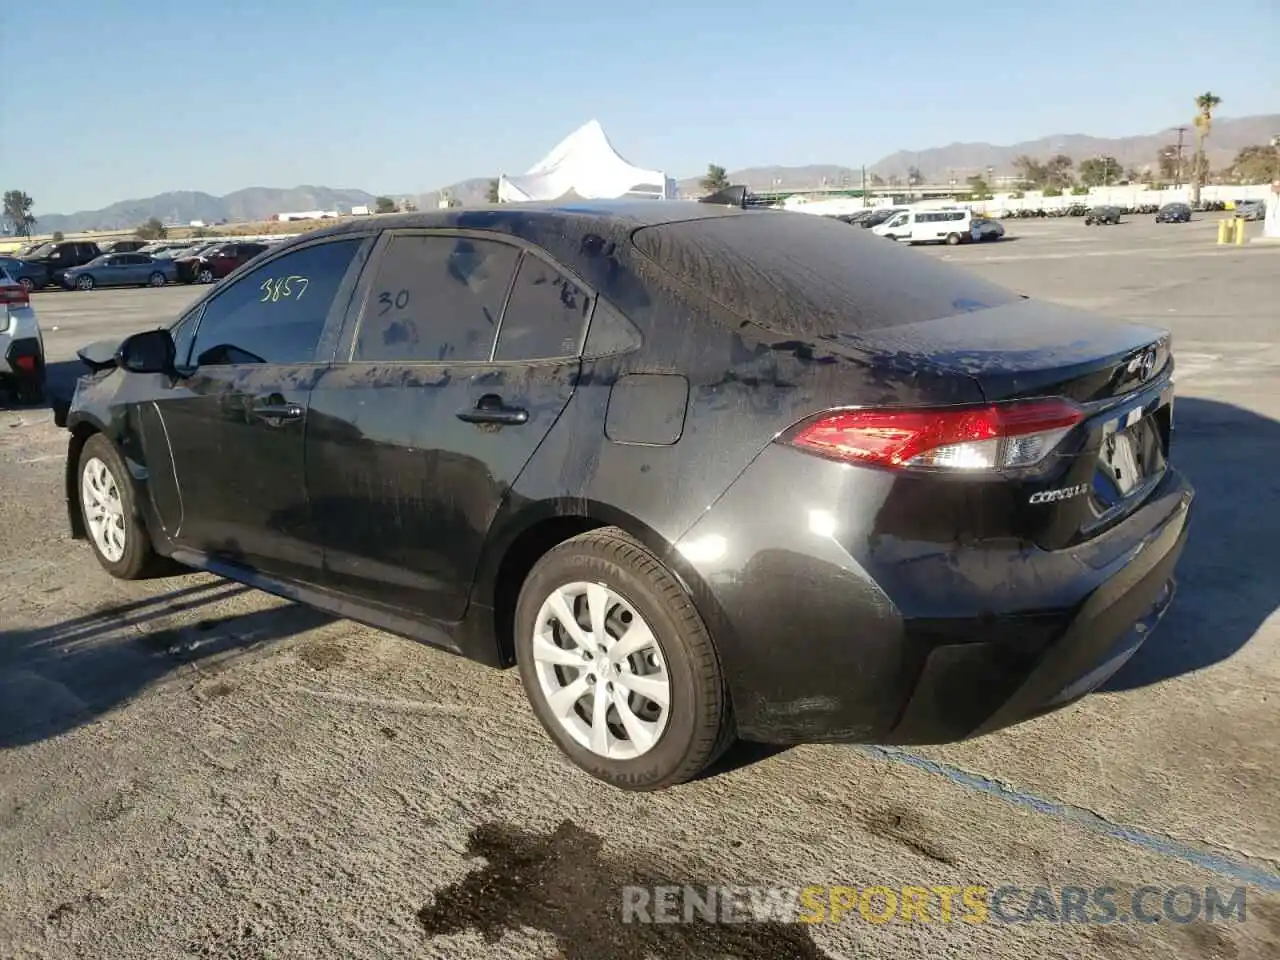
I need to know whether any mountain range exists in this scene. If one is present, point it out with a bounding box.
[31,114,1278,234]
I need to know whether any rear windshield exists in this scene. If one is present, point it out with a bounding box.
[631,211,1020,334]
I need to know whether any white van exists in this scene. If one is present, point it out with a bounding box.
[873,208,973,245]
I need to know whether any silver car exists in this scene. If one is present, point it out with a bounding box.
[61,252,181,291]
[0,265,45,403]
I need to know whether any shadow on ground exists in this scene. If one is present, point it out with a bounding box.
[0,578,333,748]
[1104,396,1278,689]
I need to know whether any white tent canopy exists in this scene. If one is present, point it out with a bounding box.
[498,120,677,203]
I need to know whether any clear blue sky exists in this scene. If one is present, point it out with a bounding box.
[1,0,1276,215]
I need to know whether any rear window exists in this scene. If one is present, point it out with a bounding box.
[630,211,1020,334]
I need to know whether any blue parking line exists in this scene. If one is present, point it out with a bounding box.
[862,746,1280,893]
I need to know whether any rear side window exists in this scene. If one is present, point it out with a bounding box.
[493,254,592,361]
[354,235,518,362]
[190,238,362,366]
[631,213,1020,334]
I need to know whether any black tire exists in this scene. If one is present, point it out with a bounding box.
[148,272,166,287]
[77,433,163,579]
[76,274,95,291]
[514,527,734,791]
[197,268,214,284]
[945,232,962,245]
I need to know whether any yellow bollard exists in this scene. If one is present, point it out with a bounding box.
[1234,216,1247,245]
[1218,219,1231,244]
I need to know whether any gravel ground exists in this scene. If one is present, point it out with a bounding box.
[1,216,1277,959]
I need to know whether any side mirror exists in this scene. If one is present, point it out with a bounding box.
[117,328,176,375]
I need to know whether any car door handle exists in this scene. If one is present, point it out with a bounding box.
[457,394,528,426]
[252,397,304,425]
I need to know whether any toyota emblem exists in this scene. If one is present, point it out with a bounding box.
[1138,348,1158,381]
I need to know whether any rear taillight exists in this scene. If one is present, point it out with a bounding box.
[782,399,1084,472]
[0,283,28,307]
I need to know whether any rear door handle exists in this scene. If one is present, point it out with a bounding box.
[252,396,304,425]
[457,393,528,426]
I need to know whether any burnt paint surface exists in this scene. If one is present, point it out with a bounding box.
[64,202,1195,748]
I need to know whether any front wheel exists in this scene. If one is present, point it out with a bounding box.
[514,527,734,791]
[197,268,214,284]
[76,274,95,291]
[78,434,163,579]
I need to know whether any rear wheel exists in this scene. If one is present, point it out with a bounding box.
[514,527,734,791]
[148,272,166,287]
[78,434,162,579]
[76,274,95,291]
[945,232,962,245]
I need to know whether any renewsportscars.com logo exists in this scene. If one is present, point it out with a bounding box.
[621,884,1250,926]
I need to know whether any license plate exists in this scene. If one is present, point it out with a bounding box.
[1100,429,1144,496]
[1096,407,1167,500]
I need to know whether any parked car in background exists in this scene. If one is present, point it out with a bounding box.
[1154,203,1192,223]
[58,199,1192,791]
[1235,200,1266,222]
[99,239,150,254]
[969,217,1005,241]
[874,208,974,245]
[859,207,908,228]
[0,255,48,293]
[1084,206,1123,226]
[0,264,45,403]
[175,242,269,284]
[62,253,180,291]
[18,240,102,287]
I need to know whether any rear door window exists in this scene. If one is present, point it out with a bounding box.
[189,238,363,366]
[352,234,519,363]
[493,254,591,361]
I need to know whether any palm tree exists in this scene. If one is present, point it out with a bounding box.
[700,164,731,194]
[1190,90,1222,205]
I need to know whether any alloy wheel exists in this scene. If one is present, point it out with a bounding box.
[531,581,670,760]
[81,456,127,563]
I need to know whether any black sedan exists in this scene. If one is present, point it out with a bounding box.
[1084,205,1123,225]
[56,199,1193,791]
[1155,203,1192,223]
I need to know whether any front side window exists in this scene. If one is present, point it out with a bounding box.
[353,234,519,363]
[493,254,591,361]
[189,238,362,366]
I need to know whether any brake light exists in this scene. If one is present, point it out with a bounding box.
[0,283,28,307]
[783,399,1084,471]
[14,355,36,372]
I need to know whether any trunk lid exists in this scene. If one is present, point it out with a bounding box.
[825,298,1171,405]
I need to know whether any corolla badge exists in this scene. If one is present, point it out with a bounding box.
[1029,484,1090,504]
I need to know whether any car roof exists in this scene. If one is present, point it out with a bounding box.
[288,199,746,249]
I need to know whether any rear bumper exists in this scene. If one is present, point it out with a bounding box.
[673,444,1194,745]
[889,498,1187,743]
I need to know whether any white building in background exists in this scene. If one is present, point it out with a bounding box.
[498,119,677,202]
[350,205,370,216]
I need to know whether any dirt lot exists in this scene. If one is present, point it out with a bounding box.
[1,215,1277,959]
